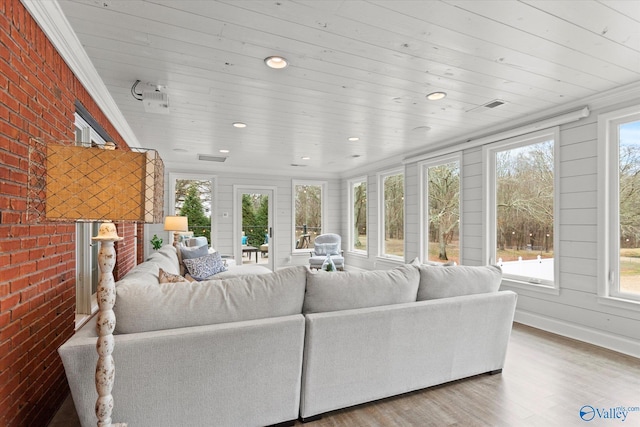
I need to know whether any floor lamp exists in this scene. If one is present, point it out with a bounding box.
[43,142,164,427]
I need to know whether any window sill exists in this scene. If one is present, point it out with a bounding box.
[75,294,98,331]
[500,278,560,296]
[347,250,368,258]
[598,295,640,312]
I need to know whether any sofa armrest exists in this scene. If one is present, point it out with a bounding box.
[60,314,305,427]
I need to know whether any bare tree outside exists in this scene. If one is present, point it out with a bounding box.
[352,181,367,251]
[427,162,459,263]
[495,140,554,264]
[294,183,322,248]
[383,173,404,257]
[619,120,640,295]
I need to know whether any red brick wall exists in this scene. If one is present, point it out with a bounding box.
[0,1,141,425]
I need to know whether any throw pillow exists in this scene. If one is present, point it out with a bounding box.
[179,244,209,275]
[303,264,420,314]
[417,264,502,300]
[158,268,190,284]
[183,252,228,281]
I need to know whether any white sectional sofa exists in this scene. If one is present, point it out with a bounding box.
[59,245,517,427]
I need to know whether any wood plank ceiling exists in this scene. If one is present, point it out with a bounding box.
[56,0,640,175]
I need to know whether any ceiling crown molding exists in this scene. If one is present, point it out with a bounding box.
[21,0,141,148]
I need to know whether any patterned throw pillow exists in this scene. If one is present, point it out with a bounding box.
[183,252,228,281]
[158,268,190,284]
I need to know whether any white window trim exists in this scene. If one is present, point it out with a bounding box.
[597,105,640,310]
[377,168,405,261]
[168,173,217,248]
[347,176,368,256]
[292,180,327,253]
[418,152,463,264]
[483,127,560,293]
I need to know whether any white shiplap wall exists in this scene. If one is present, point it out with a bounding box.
[343,93,640,358]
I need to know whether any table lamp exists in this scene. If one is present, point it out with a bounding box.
[164,215,189,246]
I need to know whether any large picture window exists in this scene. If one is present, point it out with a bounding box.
[293,181,326,250]
[599,107,640,304]
[422,155,460,264]
[485,128,558,288]
[349,178,367,253]
[379,170,404,258]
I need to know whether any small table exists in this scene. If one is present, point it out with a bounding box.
[242,246,259,263]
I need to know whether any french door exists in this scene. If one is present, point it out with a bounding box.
[233,186,275,271]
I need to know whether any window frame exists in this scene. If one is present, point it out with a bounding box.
[347,176,368,255]
[419,152,462,264]
[483,127,560,293]
[74,113,107,328]
[168,172,216,248]
[378,168,405,260]
[292,180,327,253]
[597,105,640,308]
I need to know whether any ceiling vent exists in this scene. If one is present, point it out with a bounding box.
[198,154,227,162]
[142,91,170,114]
[467,99,506,113]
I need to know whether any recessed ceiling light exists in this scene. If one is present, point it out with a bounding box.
[412,126,432,132]
[301,156,311,160]
[219,149,230,153]
[264,56,288,69]
[426,91,447,101]
[172,148,188,153]
[348,137,359,142]
[232,122,247,128]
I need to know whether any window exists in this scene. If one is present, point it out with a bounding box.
[421,155,461,264]
[348,178,367,253]
[293,181,326,250]
[379,170,404,258]
[485,128,558,288]
[169,173,215,246]
[599,107,640,304]
[74,113,106,321]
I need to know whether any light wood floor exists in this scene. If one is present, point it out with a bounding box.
[49,323,640,427]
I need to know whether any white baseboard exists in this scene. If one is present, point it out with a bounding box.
[514,309,640,359]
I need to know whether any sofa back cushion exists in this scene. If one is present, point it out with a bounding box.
[147,245,181,276]
[115,266,307,334]
[303,264,419,314]
[417,264,502,300]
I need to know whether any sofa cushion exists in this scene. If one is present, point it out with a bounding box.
[147,245,181,276]
[114,266,307,334]
[303,264,419,314]
[183,252,228,280]
[417,264,502,300]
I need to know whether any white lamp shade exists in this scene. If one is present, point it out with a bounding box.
[163,216,188,232]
